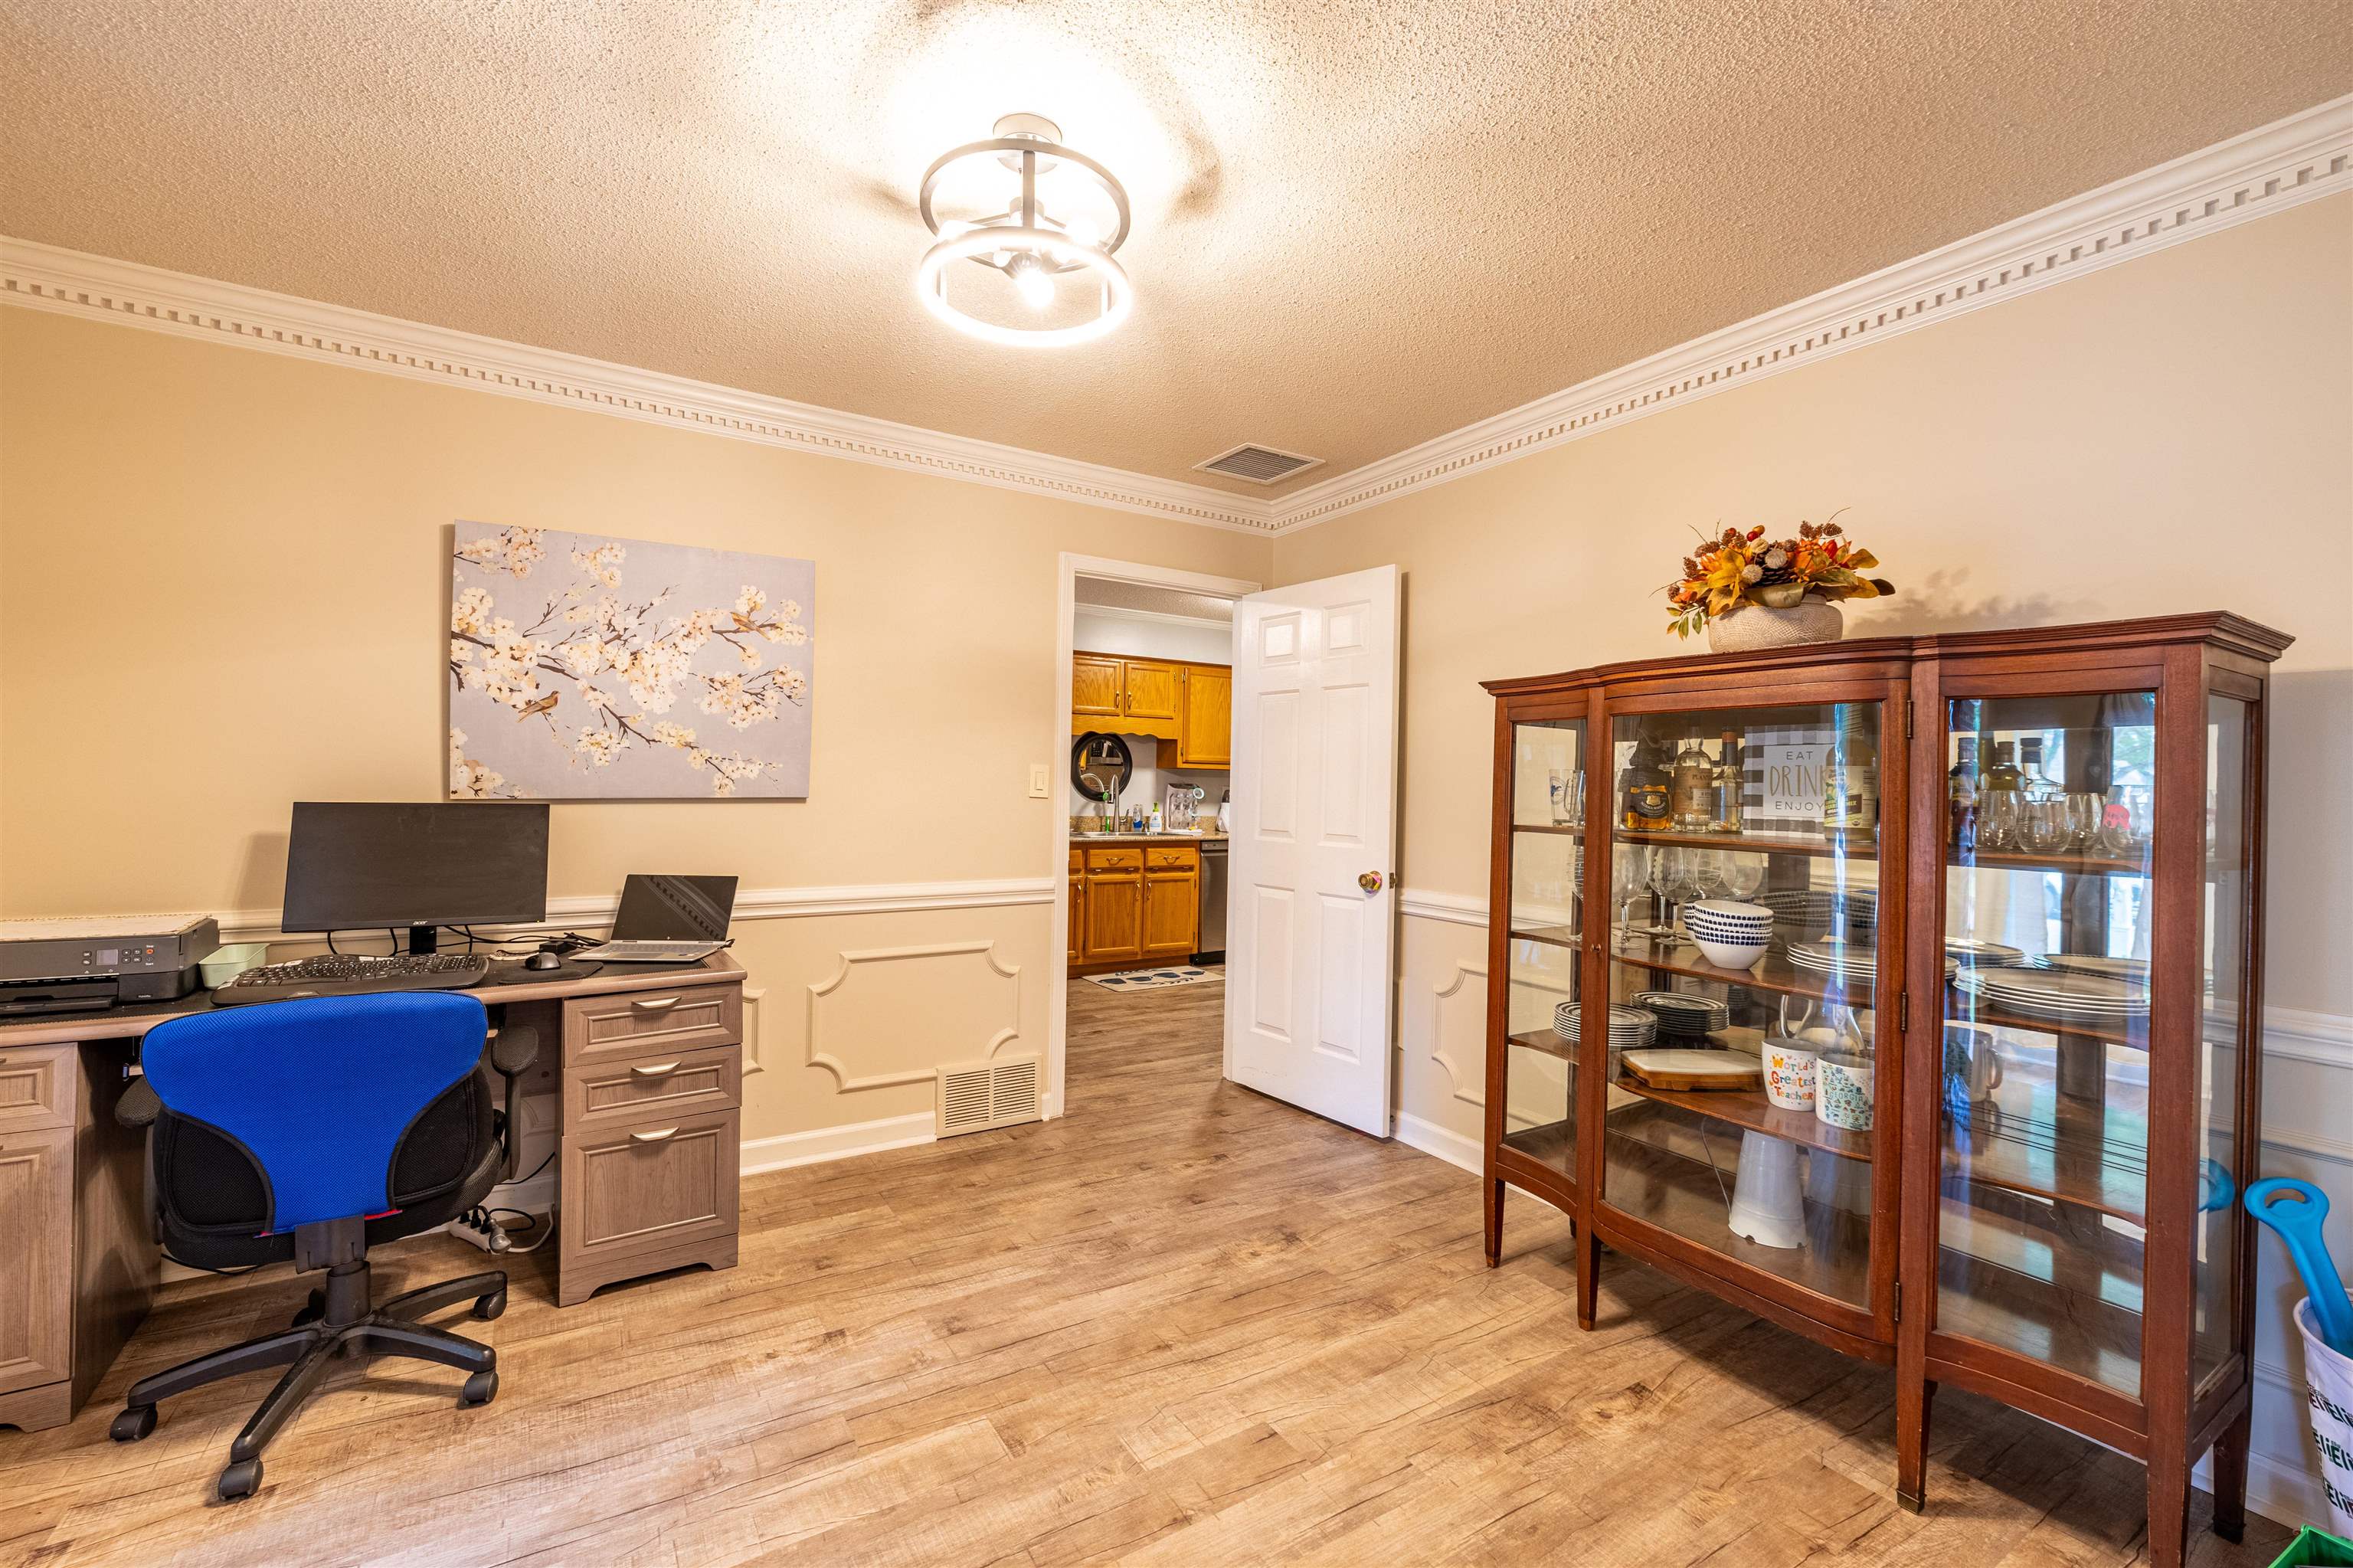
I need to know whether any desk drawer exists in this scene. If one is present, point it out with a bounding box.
[561,1109,739,1263]
[563,984,740,1066]
[0,1047,76,1134]
[565,1044,740,1131]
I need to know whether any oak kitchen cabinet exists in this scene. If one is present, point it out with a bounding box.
[1070,652,1182,741]
[1070,653,1232,769]
[1070,840,1203,969]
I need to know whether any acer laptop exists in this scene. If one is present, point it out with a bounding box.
[574,875,738,964]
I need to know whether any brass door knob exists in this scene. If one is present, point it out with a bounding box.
[1359,871,1383,894]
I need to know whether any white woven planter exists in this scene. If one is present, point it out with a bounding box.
[1708,597,1844,653]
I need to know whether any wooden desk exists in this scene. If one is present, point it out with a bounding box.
[0,952,747,1432]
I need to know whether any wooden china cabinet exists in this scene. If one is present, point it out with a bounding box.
[1478,614,2288,1567]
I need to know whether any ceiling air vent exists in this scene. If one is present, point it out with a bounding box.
[1194,444,1324,485]
[937,1055,1043,1138]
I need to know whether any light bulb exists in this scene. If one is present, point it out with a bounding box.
[1011,257,1055,310]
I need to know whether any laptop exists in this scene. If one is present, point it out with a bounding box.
[573,875,738,964]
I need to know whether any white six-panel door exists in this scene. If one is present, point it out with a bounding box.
[1223,565,1401,1136]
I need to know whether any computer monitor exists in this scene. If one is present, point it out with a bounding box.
[283,802,550,952]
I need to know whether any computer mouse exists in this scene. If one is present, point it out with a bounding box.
[522,950,564,971]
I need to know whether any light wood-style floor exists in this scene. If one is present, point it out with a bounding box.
[0,975,2292,1566]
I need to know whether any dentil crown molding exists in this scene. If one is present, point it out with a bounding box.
[3,96,2346,540]
[1270,92,2353,534]
[0,238,1275,535]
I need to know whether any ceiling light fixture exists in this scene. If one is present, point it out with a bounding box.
[916,113,1133,348]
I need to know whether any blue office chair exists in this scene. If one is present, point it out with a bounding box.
[107,991,536,1501]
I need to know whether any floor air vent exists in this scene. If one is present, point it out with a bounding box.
[1194,444,1324,484]
[937,1055,1042,1137]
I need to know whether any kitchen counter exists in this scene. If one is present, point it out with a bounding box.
[1069,830,1226,846]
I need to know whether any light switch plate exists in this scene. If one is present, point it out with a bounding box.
[1028,763,1049,798]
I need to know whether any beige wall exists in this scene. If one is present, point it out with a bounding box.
[1272,191,2353,1523]
[0,306,1271,1144]
[1279,190,2350,1015]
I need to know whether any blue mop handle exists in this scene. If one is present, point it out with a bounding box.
[2245,1177,2353,1357]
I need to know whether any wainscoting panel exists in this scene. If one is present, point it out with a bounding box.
[805,940,1023,1092]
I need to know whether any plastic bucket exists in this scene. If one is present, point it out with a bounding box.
[2296,1290,2353,1541]
[2269,1524,2353,1567]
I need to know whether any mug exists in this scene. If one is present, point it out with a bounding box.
[1817,1052,1874,1131]
[1942,1024,2004,1102]
[1763,1039,1818,1110]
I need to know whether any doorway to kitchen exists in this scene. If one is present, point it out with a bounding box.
[1046,555,1257,1119]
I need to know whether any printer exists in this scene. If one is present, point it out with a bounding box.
[0,915,220,1016]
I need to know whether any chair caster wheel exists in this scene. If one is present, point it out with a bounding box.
[217,1458,262,1501]
[110,1405,156,1442]
[473,1289,506,1321]
[292,1288,324,1327]
[460,1370,499,1407]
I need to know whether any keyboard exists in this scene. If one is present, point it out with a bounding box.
[211,951,489,1006]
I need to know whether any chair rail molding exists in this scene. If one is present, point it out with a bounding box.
[1401,889,2353,1163]
[211,874,1057,946]
[805,939,1022,1092]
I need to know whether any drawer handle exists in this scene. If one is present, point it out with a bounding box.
[630,1126,679,1144]
[631,995,682,1013]
[630,1060,683,1079]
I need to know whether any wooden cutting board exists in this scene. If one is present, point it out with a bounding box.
[1621,1048,1764,1092]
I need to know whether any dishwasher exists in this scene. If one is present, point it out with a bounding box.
[1192,838,1228,965]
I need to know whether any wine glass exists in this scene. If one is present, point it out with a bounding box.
[1722,853,1766,901]
[1690,849,1729,901]
[2021,799,2071,853]
[1978,789,2023,853]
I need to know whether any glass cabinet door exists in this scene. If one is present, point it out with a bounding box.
[1499,718,1584,1183]
[1938,691,2156,1396]
[1598,699,1888,1310]
[2194,692,2255,1396]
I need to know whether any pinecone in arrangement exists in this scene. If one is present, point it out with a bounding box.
[1749,544,1805,607]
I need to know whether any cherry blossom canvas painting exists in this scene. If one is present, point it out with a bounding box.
[447,522,813,799]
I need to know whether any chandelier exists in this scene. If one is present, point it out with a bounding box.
[915,113,1133,348]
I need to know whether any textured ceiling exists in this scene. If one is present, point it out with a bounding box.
[2,2,2345,496]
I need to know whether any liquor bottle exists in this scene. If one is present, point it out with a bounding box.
[1710,731,1743,834]
[2018,736,2059,802]
[1822,732,1880,838]
[1948,737,1980,852]
[1982,740,2024,794]
[1620,735,1671,832]
[1671,737,1716,830]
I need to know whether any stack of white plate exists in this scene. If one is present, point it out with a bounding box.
[1946,938,2025,968]
[1630,990,1731,1039]
[1955,966,2149,1023]
[1755,887,1879,944]
[2023,954,2148,983]
[1783,937,1877,983]
[1785,938,1961,984]
[1555,1001,1658,1048]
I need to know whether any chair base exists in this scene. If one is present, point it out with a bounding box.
[110,1258,506,1502]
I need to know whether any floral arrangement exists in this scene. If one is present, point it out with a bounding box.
[1664,516,1895,638]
